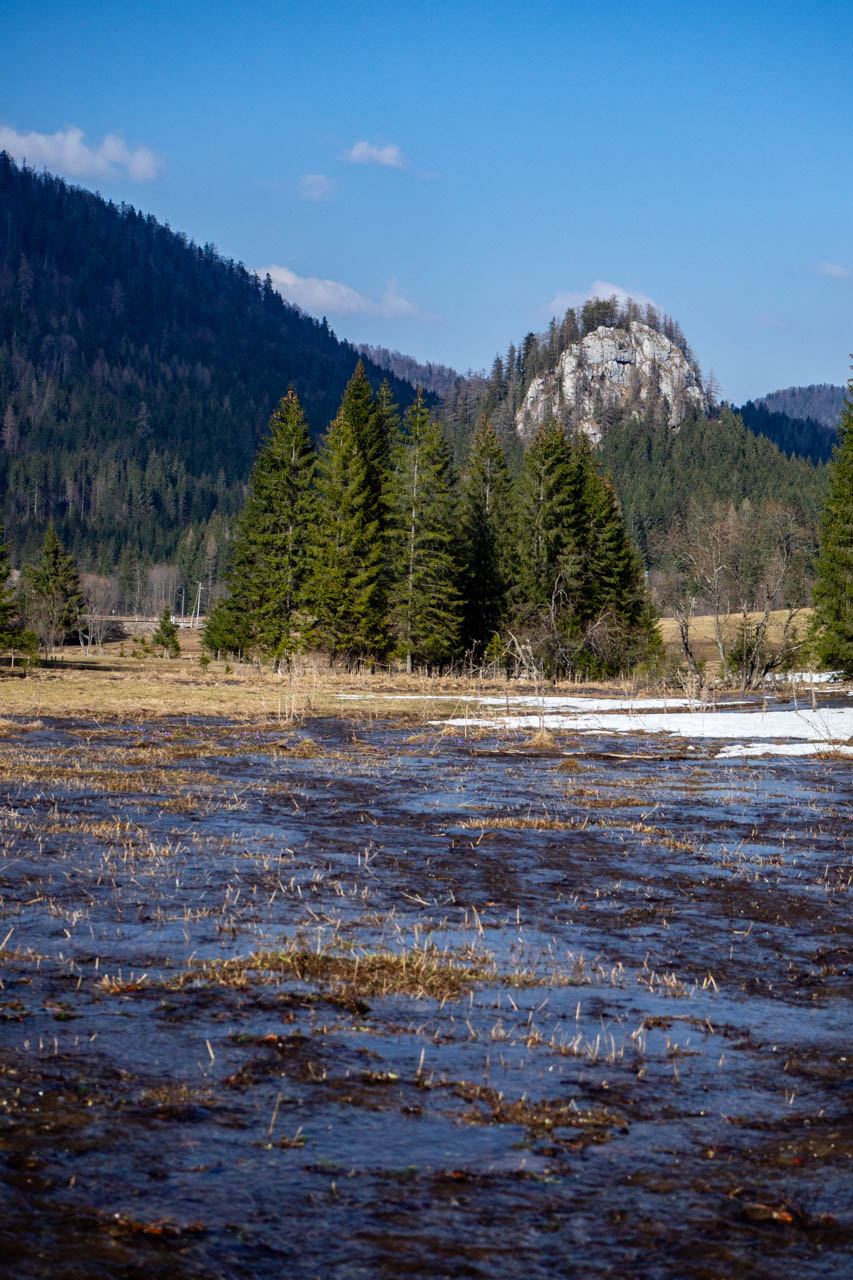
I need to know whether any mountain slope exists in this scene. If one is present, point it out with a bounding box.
[757,383,846,431]
[599,407,826,569]
[737,399,838,464]
[0,152,425,569]
[439,304,828,572]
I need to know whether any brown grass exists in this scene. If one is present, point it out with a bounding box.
[0,611,836,723]
[657,608,814,670]
[167,943,499,1001]
[0,649,525,721]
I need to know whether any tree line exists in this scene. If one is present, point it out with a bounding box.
[2,371,851,682]
[203,363,660,678]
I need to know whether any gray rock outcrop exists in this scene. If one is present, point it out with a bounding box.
[516,321,709,443]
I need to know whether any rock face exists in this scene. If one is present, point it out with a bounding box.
[516,321,709,444]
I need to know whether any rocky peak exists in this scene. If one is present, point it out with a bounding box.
[516,321,709,444]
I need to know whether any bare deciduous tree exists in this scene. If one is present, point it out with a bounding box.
[666,501,809,690]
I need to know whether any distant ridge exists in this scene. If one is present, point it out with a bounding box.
[734,382,847,465]
[357,344,459,398]
[737,399,838,465]
[756,383,846,432]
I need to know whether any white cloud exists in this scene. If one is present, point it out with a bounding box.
[546,279,659,315]
[816,261,850,279]
[298,173,335,201]
[262,265,418,318]
[0,124,161,180]
[344,140,404,168]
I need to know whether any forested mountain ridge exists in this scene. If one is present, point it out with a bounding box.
[736,399,838,464]
[357,344,459,398]
[440,294,707,463]
[756,383,846,431]
[439,302,828,578]
[0,153,427,573]
[733,382,847,465]
[599,407,826,570]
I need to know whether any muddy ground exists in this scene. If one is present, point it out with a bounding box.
[0,706,850,1278]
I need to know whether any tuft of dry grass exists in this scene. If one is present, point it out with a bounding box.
[459,814,587,832]
[169,941,500,1001]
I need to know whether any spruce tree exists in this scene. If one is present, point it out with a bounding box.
[580,466,660,673]
[513,420,572,623]
[341,361,384,510]
[387,392,462,671]
[205,390,315,662]
[19,523,83,656]
[0,529,35,665]
[459,414,515,659]
[511,426,657,677]
[812,381,853,674]
[152,606,181,658]
[0,526,16,644]
[303,394,387,663]
[372,378,402,470]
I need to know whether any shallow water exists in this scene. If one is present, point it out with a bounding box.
[0,711,850,1278]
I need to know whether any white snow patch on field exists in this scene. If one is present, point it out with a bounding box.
[716,741,853,759]
[431,705,853,747]
[764,670,843,685]
[338,693,732,712]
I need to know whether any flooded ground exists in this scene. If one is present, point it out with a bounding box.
[0,696,850,1278]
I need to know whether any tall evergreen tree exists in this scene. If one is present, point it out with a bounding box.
[512,420,572,623]
[303,391,387,663]
[340,361,383,509]
[511,425,657,676]
[372,378,402,471]
[387,393,463,671]
[19,523,83,656]
[204,389,315,662]
[0,526,15,643]
[576,461,659,673]
[812,380,853,674]
[459,415,515,658]
[0,526,35,663]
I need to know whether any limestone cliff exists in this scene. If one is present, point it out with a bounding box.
[515,321,709,444]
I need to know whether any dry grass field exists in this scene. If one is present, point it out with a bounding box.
[0,609,823,723]
[657,607,814,671]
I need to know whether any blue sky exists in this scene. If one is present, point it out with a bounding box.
[3,0,851,403]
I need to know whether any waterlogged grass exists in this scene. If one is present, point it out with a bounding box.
[0,680,850,1279]
[168,941,500,1001]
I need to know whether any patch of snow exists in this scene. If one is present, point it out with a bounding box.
[475,694,708,712]
[763,671,842,685]
[431,706,853,745]
[716,742,853,759]
[338,692,746,712]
